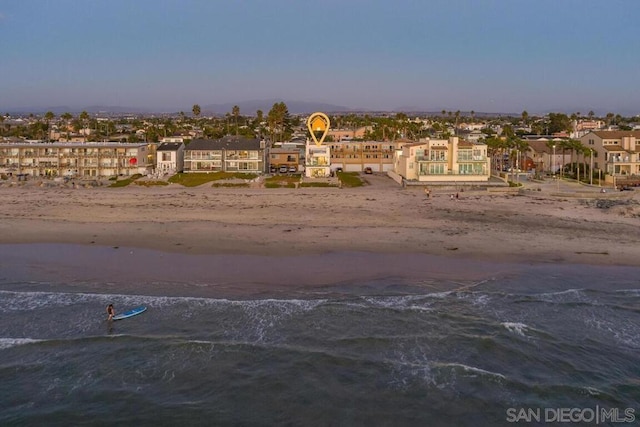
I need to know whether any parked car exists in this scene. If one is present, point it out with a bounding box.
[288,166,297,173]
[279,166,288,173]
[364,167,373,174]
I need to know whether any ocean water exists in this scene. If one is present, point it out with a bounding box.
[1,257,639,426]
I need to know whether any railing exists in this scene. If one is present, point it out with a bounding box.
[417,170,487,176]
[416,156,447,162]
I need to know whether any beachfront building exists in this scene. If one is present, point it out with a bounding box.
[156,142,184,174]
[394,136,490,183]
[326,126,370,142]
[183,136,266,174]
[580,131,640,184]
[0,141,153,178]
[305,143,331,178]
[523,138,566,174]
[160,136,186,143]
[269,148,300,172]
[328,140,405,173]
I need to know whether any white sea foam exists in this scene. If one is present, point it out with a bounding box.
[0,337,41,349]
[230,298,327,311]
[502,322,528,337]
[584,313,640,349]
[454,292,492,307]
[0,290,327,311]
[425,291,454,299]
[435,362,507,380]
[584,386,602,396]
[361,295,433,311]
[535,289,586,303]
[406,305,433,312]
[387,353,435,388]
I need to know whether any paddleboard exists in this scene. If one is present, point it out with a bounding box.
[112,306,147,321]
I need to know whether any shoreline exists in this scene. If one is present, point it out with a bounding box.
[0,243,514,297]
[3,243,639,300]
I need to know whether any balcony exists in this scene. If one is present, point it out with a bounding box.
[418,169,487,176]
[416,156,447,162]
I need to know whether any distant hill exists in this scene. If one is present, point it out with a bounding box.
[3,100,355,116]
[201,99,354,115]
[3,105,154,115]
[4,102,636,117]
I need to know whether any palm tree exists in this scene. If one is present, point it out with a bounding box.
[61,112,73,141]
[254,109,264,138]
[577,144,592,182]
[44,111,55,142]
[509,137,528,178]
[232,105,240,136]
[605,112,614,126]
[615,114,622,126]
[485,136,505,172]
[192,104,201,118]
[79,111,90,142]
[556,139,573,176]
[565,139,582,177]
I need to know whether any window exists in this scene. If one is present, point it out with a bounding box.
[238,162,257,170]
[429,150,447,161]
[429,164,445,174]
[459,164,474,174]
[458,150,472,161]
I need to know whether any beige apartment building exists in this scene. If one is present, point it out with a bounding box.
[394,137,490,183]
[0,141,154,178]
[269,148,300,172]
[328,140,406,172]
[580,131,640,182]
[327,126,370,142]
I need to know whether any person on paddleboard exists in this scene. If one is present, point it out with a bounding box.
[107,304,115,321]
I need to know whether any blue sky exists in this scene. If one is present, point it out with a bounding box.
[1,0,638,114]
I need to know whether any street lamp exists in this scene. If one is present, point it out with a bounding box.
[516,150,520,184]
[590,149,593,186]
[552,144,556,176]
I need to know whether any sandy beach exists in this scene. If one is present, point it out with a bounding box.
[1,177,639,262]
[1,175,639,298]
